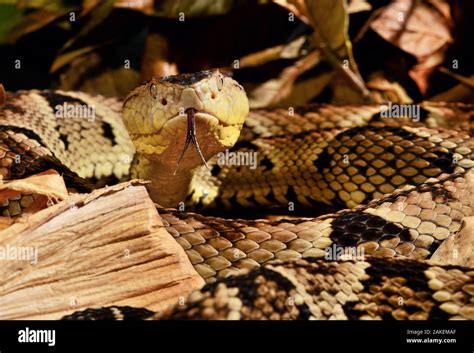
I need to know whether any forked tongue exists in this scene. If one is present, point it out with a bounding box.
[174,108,210,175]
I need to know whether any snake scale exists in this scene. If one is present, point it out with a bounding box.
[0,70,473,320]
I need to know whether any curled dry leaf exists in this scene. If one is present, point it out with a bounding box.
[370,0,453,58]
[0,170,68,217]
[370,0,453,94]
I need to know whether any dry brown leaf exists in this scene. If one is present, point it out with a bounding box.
[370,0,453,94]
[238,46,289,69]
[409,50,445,95]
[0,83,5,107]
[0,170,68,201]
[427,0,452,25]
[347,0,371,13]
[115,0,154,14]
[370,0,452,58]
[0,170,69,216]
[272,0,310,24]
[237,36,306,69]
[248,50,321,108]
[430,217,474,267]
[0,181,203,319]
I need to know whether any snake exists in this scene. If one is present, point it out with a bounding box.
[0,69,473,320]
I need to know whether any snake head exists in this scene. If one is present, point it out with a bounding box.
[122,69,249,171]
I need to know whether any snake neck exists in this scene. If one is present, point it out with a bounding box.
[130,154,194,207]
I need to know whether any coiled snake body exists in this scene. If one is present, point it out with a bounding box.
[1,70,473,320]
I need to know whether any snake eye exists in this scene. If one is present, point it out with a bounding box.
[161,98,167,105]
[149,83,158,99]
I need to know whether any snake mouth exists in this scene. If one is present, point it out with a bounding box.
[174,108,210,175]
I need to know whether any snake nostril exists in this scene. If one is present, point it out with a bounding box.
[211,92,216,99]
[161,98,167,105]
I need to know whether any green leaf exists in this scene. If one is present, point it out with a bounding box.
[0,2,79,45]
[0,5,24,44]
